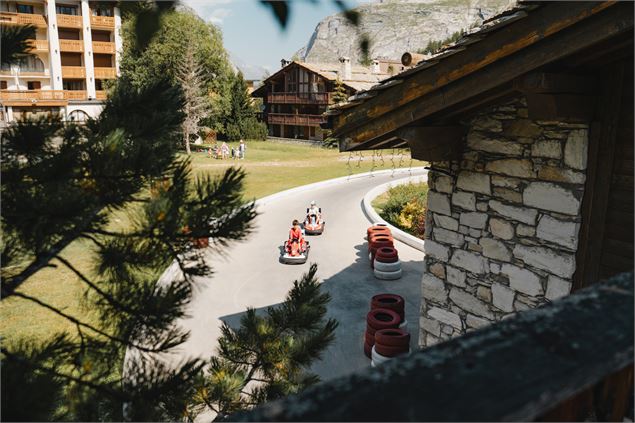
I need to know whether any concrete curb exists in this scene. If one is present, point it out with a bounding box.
[255,167,428,207]
[362,173,428,252]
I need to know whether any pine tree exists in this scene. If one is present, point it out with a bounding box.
[177,42,209,154]
[193,264,338,419]
[225,72,267,141]
[331,78,348,104]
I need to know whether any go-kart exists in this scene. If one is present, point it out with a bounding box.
[281,235,310,264]
[303,208,325,235]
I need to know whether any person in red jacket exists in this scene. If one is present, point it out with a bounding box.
[287,219,305,256]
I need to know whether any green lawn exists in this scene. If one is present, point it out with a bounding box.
[1,140,419,344]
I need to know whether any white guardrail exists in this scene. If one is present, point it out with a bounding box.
[361,173,428,252]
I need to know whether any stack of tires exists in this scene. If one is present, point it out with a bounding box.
[372,328,411,367]
[367,224,402,280]
[363,294,410,362]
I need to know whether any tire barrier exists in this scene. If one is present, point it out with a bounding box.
[371,345,411,367]
[366,224,391,240]
[363,293,411,361]
[363,307,401,357]
[366,225,403,278]
[370,293,405,322]
[375,328,410,348]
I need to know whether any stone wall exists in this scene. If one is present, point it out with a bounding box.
[419,96,589,347]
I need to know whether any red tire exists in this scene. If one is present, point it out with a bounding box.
[375,247,399,263]
[375,328,410,347]
[367,226,391,238]
[366,324,376,336]
[366,308,400,330]
[363,340,372,358]
[374,342,409,357]
[364,331,375,346]
[370,240,394,255]
[371,294,405,314]
[368,234,394,249]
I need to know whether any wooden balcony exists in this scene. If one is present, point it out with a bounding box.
[267,113,326,127]
[28,39,49,52]
[56,14,82,29]
[92,41,115,54]
[62,66,85,78]
[0,90,67,106]
[94,67,116,79]
[267,92,332,105]
[64,90,87,100]
[59,39,83,52]
[95,90,107,100]
[90,15,115,29]
[0,12,47,28]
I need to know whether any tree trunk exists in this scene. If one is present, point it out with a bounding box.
[185,131,191,155]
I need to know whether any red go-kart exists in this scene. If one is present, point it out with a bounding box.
[303,208,325,235]
[281,235,310,264]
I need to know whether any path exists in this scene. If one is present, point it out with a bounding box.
[175,169,426,381]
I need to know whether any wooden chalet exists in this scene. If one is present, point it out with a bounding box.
[252,59,394,141]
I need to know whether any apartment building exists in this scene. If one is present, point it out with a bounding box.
[0,0,121,125]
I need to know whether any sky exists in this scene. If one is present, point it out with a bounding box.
[182,0,368,77]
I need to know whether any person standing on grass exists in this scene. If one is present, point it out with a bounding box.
[221,142,229,159]
[239,139,246,159]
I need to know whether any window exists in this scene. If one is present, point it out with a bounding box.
[68,110,89,122]
[17,4,34,13]
[299,69,309,94]
[91,30,111,42]
[1,81,7,89]
[63,80,84,90]
[27,81,41,90]
[95,79,104,90]
[91,6,113,16]
[56,4,79,15]
[286,69,297,92]
[58,29,81,40]
[18,56,45,72]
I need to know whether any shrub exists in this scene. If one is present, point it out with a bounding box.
[377,182,428,239]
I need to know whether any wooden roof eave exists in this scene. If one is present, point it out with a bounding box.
[333,1,628,152]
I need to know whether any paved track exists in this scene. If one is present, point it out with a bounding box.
[176,169,426,381]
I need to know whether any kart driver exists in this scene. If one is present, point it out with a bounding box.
[289,219,304,247]
[308,200,320,224]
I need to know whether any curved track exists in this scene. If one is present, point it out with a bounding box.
[176,169,426,381]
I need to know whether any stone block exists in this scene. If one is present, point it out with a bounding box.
[429,262,446,279]
[476,285,492,302]
[500,263,543,296]
[428,306,462,329]
[531,139,562,158]
[489,200,537,225]
[434,214,459,231]
[446,266,467,287]
[422,273,448,303]
[514,299,531,312]
[435,175,453,193]
[420,316,441,337]
[537,166,585,184]
[480,237,512,262]
[452,191,476,211]
[449,288,493,319]
[513,244,577,278]
[458,225,469,235]
[460,212,488,229]
[472,116,502,132]
[516,224,536,237]
[466,314,490,329]
[504,119,542,137]
[450,249,488,274]
[468,228,482,238]
[491,175,521,189]
[491,283,515,312]
[486,159,534,178]
[424,240,450,262]
[490,262,501,274]
[456,171,491,195]
[489,218,514,240]
[428,191,451,216]
[467,242,483,253]
[564,129,588,170]
[434,227,465,247]
[493,187,523,204]
[467,133,524,156]
[545,275,572,301]
[476,201,488,211]
[441,324,454,335]
[536,214,579,249]
[523,182,581,215]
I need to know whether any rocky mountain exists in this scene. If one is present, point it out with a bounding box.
[300,0,516,64]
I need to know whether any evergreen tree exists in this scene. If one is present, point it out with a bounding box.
[193,264,338,419]
[331,78,348,104]
[177,42,209,154]
[225,72,267,141]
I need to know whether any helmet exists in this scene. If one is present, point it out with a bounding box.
[310,200,316,206]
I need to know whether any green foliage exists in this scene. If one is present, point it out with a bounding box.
[417,30,465,55]
[224,72,267,141]
[331,79,348,104]
[0,24,36,66]
[194,264,338,418]
[376,182,428,238]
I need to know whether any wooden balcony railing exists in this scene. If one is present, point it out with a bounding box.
[0,12,47,27]
[267,113,326,126]
[267,92,332,104]
[59,39,83,52]
[95,90,107,100]
[90,15,115,29]
[92,41,115,54]
[56,14,82,28]
[234,272,635,422]
[62,66,85,78]
[63,90,87,100]
[94,67,116,79]
[28,39,48,52]
[0,90,67,106]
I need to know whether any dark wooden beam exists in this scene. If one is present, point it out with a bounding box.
[513,72,597,94]
[525,93,596,122]
[396,126,465,161]
[333,2,631,149]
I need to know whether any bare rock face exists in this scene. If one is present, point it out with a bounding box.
[300,0,516,64]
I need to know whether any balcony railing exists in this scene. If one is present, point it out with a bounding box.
[94,67,116,79]
[63,90,87,100]
[267,92,332,104]
[267,113,327,126]
[0,12,47,27]
[28,39,49,52]
[90,15,115,29]
[0,90,67,105]
[62,66,85,78]
[56,14,82,28]
[92,41,115,54]
[59,39,83,52]
[95,90,107,100]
